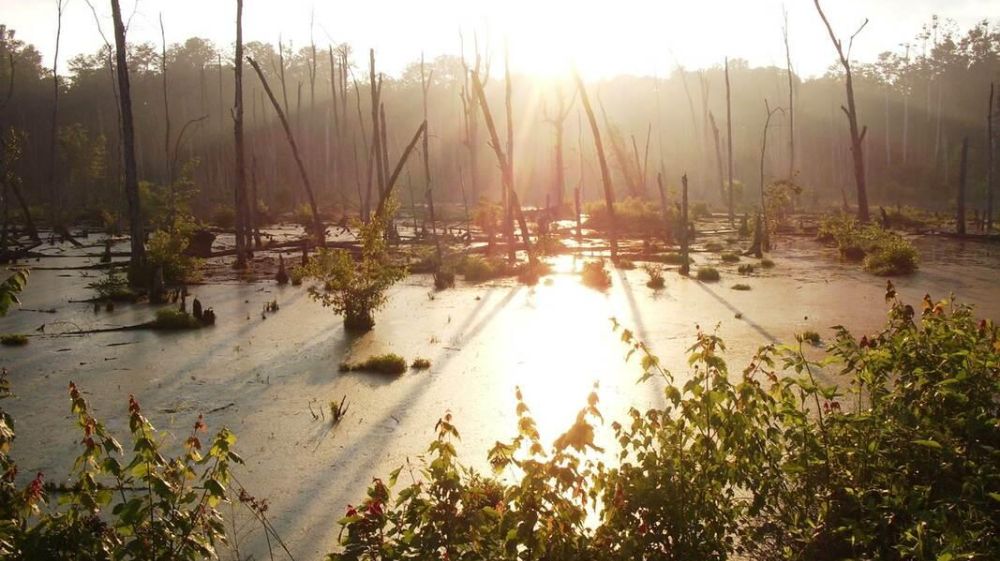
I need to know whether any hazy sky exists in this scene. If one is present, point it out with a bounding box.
[3,0,996,79]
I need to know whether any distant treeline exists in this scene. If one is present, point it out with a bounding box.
[0,15,997,222]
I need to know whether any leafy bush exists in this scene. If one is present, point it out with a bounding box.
[457,255,512,283]
[1,333,28,346]
[644,264,665,289]
[581,260,612,290]
[304,212,406,332]
[696,266,720,282]
[0,373,243,560]
[330,293,1000,561]
[147,222,201,284]
[817,215,918,276]
[340,353,408,375]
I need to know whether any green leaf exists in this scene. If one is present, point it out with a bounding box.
[912,439,942,450]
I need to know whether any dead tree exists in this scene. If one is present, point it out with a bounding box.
[987,83,995,233]
[0,50,38,241]
[709,112,726,205]
[814,0,870,222]
[248,57,323,246]
[680,174,690,276]
[725,58,735,227]
[459,33,489,204]
[541,87,576,210]
[656,172,672,245]
[573,70,618,261]
[420,54,441,264]
[760,100,784,251]
[783,7,796,179]
[957,137,968,235]
[110,0,146,279]
[373,122,428,220]
[232,0,249,267]
[503,46,516,263]
[369,50,385,198]
[470,72,535,265]
[47,0,67,226]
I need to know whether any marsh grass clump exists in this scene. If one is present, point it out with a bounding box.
[330,395,349,423]
[433,269,456,290]
[516,260,551,286]
[760,258,775,268]
[652,252,690,266]
[458,256,512,283]
[1,333,28,346]
[584,197,674,235]
[581,260,612,290]
[696,266,720,282]
[720,252,740,263]
[731,283,751,291]
[615,259,636,270]
[863,237,919,276]
[411,358,432,370]
[289,264,307,286]
[704,241,725,253]
[151,307,202,330]
[738,263,756,275]
[643,264,665,289]
[340,353,408,375]
[800,329,821,345]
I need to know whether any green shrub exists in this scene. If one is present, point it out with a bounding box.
[863,236,919,276]
[289,264,307,286]
[696,266,720,282]
[340,353,408,375]
[150,307,202,330]
[720,252,740,263]
[87,269,136,302]
[581,260,612,290]
[730,283,751,291]
[305,211,406,332]
[457,255,511,282]
[817,214,919,276]
[411,358,432,370]
[147,225,201,284]
[1,333,28,346]
[516,260,551,286]
[584,197,675,236]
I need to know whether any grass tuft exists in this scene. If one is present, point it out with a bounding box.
[340,353,408,375]
[696,267,720,282]
[1,333,29,346]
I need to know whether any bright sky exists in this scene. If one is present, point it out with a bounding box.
[3,0,996,79]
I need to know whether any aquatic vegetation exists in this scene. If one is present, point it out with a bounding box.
[696,266,720,282]
[211,205,236,229]
[704,241,725,252]
[652,252,690,265]
[760,258,775,268]
[516,260,551,286]
[1,333,28,346]
[411,358,432,370]
[457,255,512,283]
[331,293,1000,560]
[305,211,406,332]
[330,395,350,423]
[433,269,455,290]
[151,307,203,330]
[731,283,751,291]
[340,353,408,375]
[818,214,918,276]
[581,260,612,290]
[88,269,137,302]
[584,197,676,236]
[738,263,756,275]
[146,223,202,284]
[644,264,665,289]
[720,252,740,263]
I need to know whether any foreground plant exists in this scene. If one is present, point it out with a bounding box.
[304,211,406,332]
[330,289,999,561]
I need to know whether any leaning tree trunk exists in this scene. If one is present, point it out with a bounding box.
[573,71,618,261]
[110,0,146,282]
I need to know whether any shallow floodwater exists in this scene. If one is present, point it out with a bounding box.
[2,233,998,559]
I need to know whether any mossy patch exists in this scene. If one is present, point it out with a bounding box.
[340,353,408,375]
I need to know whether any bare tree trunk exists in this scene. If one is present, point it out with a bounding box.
[987,83,995,233]
[760,100,783,252]
[369,50,385,198]
[725,58,735,227]
[373,121,427,220]
[542,87,574,210]
[248,57,323,247]
[957,136,968,236]
[573,71,618,261]
[470,72,535,264]
[47,0,66,227]
[420,54,441,263]
[680,174,690,275]
[232,0,248,268]
[783,8,795,179]
[709,112,726,205]
[656,172,672,245]
[814,0,870,222]
[110,0,146,280]
[503,48,516,263]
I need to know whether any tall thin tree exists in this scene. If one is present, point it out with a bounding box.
[232,0,249,268]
